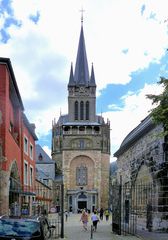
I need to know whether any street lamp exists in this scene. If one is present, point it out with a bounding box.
[60,178,64,238]
[55,174,64,238]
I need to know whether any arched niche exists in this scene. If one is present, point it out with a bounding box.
[135,164,153,185]
[69,156,94,190]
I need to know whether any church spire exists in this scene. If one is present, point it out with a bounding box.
[90,63,96,87]
[68,62,75,86]
[74,18,89,86]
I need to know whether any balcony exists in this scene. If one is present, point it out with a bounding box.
[63,126,101,136]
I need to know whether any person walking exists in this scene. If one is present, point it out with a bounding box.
[99,208,104,220]
[80,209,89,231]
[65,210,69,222]
[91,211,100,232]
[104,209,110,221]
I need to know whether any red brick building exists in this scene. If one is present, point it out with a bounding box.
[0,57,38,216]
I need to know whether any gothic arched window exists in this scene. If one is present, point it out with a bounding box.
[80,101,84,120]
[76,165,87,186]
[86,101,89,120]
[75,101,78,120]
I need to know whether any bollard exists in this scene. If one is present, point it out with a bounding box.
[90,225,93,239]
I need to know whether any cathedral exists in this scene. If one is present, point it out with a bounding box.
[51,19,110,213]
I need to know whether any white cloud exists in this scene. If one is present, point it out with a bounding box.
[1,0,168,94]
[103,83,163,159]
[0,0,168,159]
[26,103,68,138]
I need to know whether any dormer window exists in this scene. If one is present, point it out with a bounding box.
[9,121,14,133]
[38,153,43,161]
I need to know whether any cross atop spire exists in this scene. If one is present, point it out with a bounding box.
[80,7,85,25]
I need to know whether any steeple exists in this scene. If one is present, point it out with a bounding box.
[68,15,97,122]
[68,62,75,86]
[74,22,89,86]
[90,63,96,87]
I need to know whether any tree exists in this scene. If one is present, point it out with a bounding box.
[146,77,168,135]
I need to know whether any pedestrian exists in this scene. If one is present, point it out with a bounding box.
[80,209,89,231]
[99,207,104,220]
[65,210,68,222]
[91,211,100,232]
[104,209,110,221]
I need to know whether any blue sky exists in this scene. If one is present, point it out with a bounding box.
[0,0,168,161]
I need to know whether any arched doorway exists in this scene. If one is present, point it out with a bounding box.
[77,192,87,211]
[135,164,153,232]
[9,161,21,216]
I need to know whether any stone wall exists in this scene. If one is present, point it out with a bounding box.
[0,170,9,215]
[116,123,168,231]
[62,150,110,211]
[117,124,164,184]
[100,153,110,209]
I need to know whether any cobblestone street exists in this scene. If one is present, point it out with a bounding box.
[49,213,168,240]
[58,213,142,240]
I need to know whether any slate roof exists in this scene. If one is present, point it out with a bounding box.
[35,144,56,180]
[114,115,156,157]
[68,24,96,87]
[68,63,76,86]
[90,63,96,87]
[36,167,50,179]
[22,113,38,140]
[56,114,105,126]
[74,25,89,86]
[0,57,24,110]
[35,144,53,163]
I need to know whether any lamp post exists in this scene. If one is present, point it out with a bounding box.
[60,179,64,238]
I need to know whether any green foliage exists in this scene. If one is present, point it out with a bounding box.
[146,77,168,135]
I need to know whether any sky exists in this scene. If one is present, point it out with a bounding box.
[0,0,168,161]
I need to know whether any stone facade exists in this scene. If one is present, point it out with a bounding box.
[52,23,110,213]
[114,115,168,231]
[0,169,10,215]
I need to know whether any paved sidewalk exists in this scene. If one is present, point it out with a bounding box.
[137,229,168,240]
[59,213,141,240]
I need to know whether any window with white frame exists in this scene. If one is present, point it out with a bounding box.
[24,136,28,154]
[24,161,28,185]
[30,166,33,186]
[29,143,33,160]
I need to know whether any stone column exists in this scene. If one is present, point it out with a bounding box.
[0,170,9,215]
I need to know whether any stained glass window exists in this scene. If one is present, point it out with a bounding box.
[76,165,87,185]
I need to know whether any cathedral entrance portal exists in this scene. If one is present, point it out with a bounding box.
[77,192,87,212]
[78,201,87,211]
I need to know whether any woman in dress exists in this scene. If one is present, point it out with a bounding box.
[80,209,89,231]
